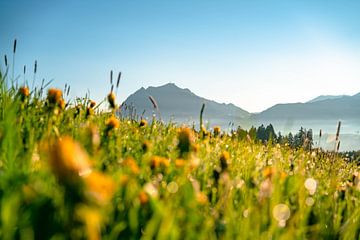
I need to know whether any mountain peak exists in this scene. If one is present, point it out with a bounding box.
[123,83,250,122]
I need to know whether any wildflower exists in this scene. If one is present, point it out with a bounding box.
[119,175,129,186]
[192,143,200,153]
[142,140,151,152]
[213,126,221,136]
[123,157,140,175]
[196,192,208,205]
[139,191,149,205]
[83,171,116,205]
[106,115,120,131]
[49,136,92,182]
[175,158,186,168]
[220,151,230,171]
[18,86,29,101]
[139,119,147,127]
[177,127,194,157]
[47,88,63,105]
[89,100,96,108]
[76,205,102,240]
[107,92,116,109]
[262,167,276,178]
[150,156,169,169]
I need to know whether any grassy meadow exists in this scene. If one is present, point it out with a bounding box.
[0,62,360,239]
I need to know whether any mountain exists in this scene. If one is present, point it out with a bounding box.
[122,83,250,125]
[307,95,348,103]
[255,93,360,120]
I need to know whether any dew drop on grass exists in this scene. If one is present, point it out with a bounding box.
[305,197,315,206]
[243,209,249,218]
[167,181,179,194]
[304,178,317,195]
[273,204,290,226]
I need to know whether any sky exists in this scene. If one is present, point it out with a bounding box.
[1,0,360,113]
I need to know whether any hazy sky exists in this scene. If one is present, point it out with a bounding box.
[1,0,360,112]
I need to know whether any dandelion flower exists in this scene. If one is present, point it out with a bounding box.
[213,126,221,136]
[49,136,92,182]
[139,119,147,127]
[83,171,116,205]
[47,88,63,105]
[18,86,29,101]
[106,116,120,130]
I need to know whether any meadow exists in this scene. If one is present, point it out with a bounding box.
[0,61,359,239]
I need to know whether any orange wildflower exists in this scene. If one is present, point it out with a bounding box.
[123,157,140,175]
[47,88,63,105]
[106,116,120,130]
[139,191,149,205]
[49,136,91,181]
[83,171,116,205]
[18,86,30,100]
[262,167,276,178]
[139,119,147,127]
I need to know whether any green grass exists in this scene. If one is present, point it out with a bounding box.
[0,70,359,240]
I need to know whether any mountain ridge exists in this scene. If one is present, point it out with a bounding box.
[123,83,360,122]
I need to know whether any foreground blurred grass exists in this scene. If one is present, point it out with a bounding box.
[0,71,359,240]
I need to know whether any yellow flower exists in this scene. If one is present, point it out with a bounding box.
[262,167,276,178]
[139,119,147,127]
[177,127,194,157]
[90,100,96,108]
[196,192,208,205]
[139,191,149,205]
[47,88,63,105]
[150,156,169,169]
[119,175,129,186]
[175,158,186,168]
[49,136,92,182]
[76,205,102,240]
[83,171,116,205]
[18,86,30,100]
[213,126,221,136]
[123,157,140,175]
[106,115,120,130]
[220,151,230,171]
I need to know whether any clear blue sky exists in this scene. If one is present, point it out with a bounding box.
[1,0,360,112]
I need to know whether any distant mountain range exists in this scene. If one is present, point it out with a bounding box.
[123,83,360,127]
[254,93,360,120]
[123,83,250,124]
[306,95,348,103]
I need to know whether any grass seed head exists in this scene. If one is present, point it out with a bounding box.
[107,92,116,109]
